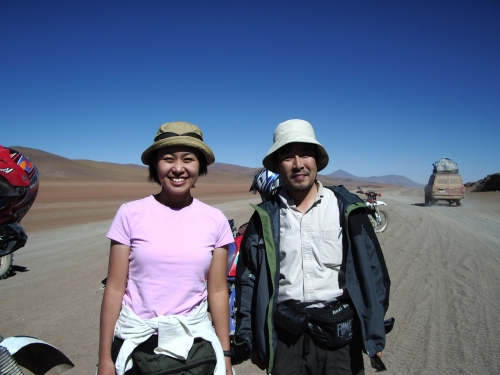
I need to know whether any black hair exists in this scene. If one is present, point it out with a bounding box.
[274,143,318,167]
[147,148,208,185]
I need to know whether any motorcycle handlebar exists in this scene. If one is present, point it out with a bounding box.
[356,189,382,198]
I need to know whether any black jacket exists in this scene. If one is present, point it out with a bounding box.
[234,185,391,372]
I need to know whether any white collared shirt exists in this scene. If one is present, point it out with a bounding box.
[277,181,344,304]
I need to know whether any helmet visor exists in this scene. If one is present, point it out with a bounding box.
[0,177,26,197]
[0,196,11,210]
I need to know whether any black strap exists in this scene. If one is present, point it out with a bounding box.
[154,132,203,142]
[303,332,310,356]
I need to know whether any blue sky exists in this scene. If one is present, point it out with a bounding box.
[1,1,498,184]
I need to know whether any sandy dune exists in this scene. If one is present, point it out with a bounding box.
[1,180,500,374]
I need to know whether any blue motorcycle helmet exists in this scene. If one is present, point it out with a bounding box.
[249,168,283,202]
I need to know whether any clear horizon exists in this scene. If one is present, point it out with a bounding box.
[2,1,499,185]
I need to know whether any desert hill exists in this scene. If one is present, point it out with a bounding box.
[10,146,396,189]
[10,146,149,182]
[327,169,423,187]
[10,146,399,234]
[466,173,500,192]
[11,146,259,183]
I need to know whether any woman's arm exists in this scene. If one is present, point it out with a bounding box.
[97,240,130,375]
[208,245,232,375]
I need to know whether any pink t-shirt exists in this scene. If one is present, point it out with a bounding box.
[107,195,234,319]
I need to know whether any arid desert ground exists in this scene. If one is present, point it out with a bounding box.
[1,160,500,374]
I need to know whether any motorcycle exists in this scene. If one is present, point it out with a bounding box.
[226,220,247,338]
[0,146,40,280]
[0,224,28,280]
[0,333,74,375]
[356,187,389,233]
[225,220,253,365]
[0,147,73,373]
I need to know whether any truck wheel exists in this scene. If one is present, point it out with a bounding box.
[457,199,463,206]
[0,254,13,279]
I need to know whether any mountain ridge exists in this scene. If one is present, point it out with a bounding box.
[327,169,423,187]
[8,146,409,188]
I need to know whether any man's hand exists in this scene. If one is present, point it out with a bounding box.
[370,352,387,372]
[250,351,266,370]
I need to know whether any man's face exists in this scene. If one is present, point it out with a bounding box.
[276,142,318,193]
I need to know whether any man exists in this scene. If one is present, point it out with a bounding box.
[234,119,391,375]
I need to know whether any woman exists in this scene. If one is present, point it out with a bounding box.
[98,121,234,375]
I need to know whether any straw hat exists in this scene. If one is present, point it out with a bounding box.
[262,119,329,173]
[141,121,215,165]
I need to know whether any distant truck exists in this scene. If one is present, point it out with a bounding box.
[424,158,465,206]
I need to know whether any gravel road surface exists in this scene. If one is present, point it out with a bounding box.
[1,188,499,374]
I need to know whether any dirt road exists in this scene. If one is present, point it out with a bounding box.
[1,188,499,374]
[372,188,500,374]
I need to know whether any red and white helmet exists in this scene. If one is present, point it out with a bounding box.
[0,146,39,225]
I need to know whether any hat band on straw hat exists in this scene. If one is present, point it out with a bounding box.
[154,132,203,142]
[141,121,215,166]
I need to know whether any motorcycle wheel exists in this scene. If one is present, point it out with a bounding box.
[373,210,389,233]
[0,254,13,280]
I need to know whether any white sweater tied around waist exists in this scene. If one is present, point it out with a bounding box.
[114,299,225,375]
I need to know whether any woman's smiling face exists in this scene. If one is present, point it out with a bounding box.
[155,146,200,200]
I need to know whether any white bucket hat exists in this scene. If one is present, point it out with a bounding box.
[262,119,329,173]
